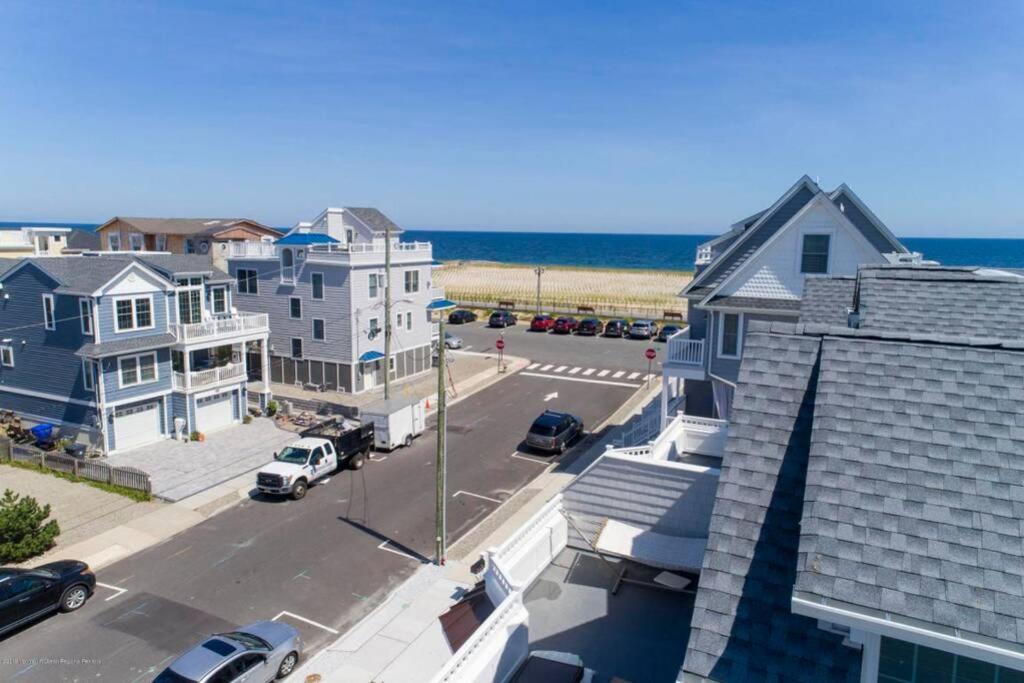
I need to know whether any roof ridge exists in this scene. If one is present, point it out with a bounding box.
[751,319,1024,351]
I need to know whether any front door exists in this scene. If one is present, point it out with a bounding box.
[363,361,378,390]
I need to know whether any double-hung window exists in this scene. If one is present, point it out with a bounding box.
[82,359,95,391]
[406,312,412,331]
[177,284,202,325]
[115,297,154,332]
[185,239,196,254]
[719,313,742,359]
[155,234,167,251]
[79,298,93,335]
[0,345,13,368]
[236,269,258,294]
[369,317,380,337]
[368,273,379,298]
[129,233,145,251]
[42,294,55,330]
[311,272,324,300]
[289,297,302,319]
[211,287,227,315]
[119,353,158,387]
[108,233,121,251]
[291,338,303,359]
[801,234,831,274]
[312,318,326,341]
[404,270,419,293]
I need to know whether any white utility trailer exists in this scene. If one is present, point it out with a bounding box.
[360,396,426,451]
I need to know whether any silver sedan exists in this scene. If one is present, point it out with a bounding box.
[154,621,302,682]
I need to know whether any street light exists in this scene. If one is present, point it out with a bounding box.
[534,266,545,315]
[427,297,457,565]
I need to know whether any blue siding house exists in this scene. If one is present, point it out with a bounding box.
[0,253,269,454]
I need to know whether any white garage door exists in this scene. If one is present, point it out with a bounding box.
[114,402,163,452]
[196,392,234,433]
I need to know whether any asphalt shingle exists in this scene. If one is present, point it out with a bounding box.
[800,276,856,326]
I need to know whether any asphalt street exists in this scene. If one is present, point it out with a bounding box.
[0,364,639,683]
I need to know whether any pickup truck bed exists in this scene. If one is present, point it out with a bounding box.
[300,418,374,469]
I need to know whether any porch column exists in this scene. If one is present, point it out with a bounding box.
[183,349,192,390]
[261,337,270,386]
[661,375,670,430]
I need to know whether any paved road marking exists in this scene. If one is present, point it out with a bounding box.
[627,371,641,380]
[582,368,595,376]
[568,367,582,374]
[527,363,540,370]
[369,454,389,462]
[597,370,610,377]
[612,370,625,378]
[519,372,641,388]
[273,610,340,635]
[511,451,550,464]
[543,392,558,402]
[554,365,567,373]
[96,582,129,601]
[463,345,473,351]
[376,540,420,561]
[540,364,554,371]
[453,490,503,504]
[167,546,191,560]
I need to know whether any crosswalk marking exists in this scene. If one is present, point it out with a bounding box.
[612,371,625,379]
[597,370,610,377]
[582,368,595,376]
[554,365,567,373]
[527,363,540,370]
[540,364,553,371]
[627,371,641,380]
[569,367,582,375]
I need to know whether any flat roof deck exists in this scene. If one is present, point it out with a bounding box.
[523,547,694,683]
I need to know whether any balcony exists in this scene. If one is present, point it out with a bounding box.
[172,361,246,391]
[306,240,432,266]
[174,313,269,346]
[664,326,706,381]
[227,241,276,259]
[608,411,728,464]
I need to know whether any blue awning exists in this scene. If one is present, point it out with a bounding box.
[358,350,385,362]
[427,298,458,311]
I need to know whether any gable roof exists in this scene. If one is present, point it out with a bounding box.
[829,184,906,255]
[0,254,226,294]
[346,207,402,234]
[97,217,280,237]
[799,276,856,325]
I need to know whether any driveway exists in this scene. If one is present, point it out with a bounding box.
[105,418,297,502]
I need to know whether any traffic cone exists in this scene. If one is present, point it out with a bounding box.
[426,397,431,409]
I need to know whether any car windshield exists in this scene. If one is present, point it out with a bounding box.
[153,669,197,683]
[221,631,271,651]
[275,447,310,464]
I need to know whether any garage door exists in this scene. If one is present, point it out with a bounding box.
[114,402,163,451]
[196,392,234,433]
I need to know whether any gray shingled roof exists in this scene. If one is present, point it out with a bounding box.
[346,207,403,234]
[799,276,856,325]
[795,335,1024,656]
[856,266,1024,340]
[681,325,860,683]
[104,217,279,237]
[0,255,227,294]
[830,190,905,254]
[705,295,802,313]
[77,333,178,358]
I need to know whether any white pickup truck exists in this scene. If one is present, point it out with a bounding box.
[256,419,375,500]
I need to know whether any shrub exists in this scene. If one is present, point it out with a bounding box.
[189,431,201,441]
[266,400,278,417]
[0,489,60,563]
[243,414,253,425]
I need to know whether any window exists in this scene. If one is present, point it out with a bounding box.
[82,359,95,391]
[406,312,412,331]
[42,294,55,330]
[369,273,379,298]
[801,234,831,274]
[178,289,202,325]
[877,636,1020,683]
[346,228,354,244]
[236,268,258,294]
[719,313,741,358]
[312,318,325,341]
[404,269,420,293]
[79,298,93,335]
[129,233,145,251]
[369,317,379,337]
[0,345,13,368]
[114,296,154,332]
[281,249,295,284]
[311,272,324,299]
[289,297,302,319]
[185,239,196,254]
[155,234,167,251]
[108,233,121,251]
[211,287,227,314]
[119,353,158,387]
[291,338,303,359]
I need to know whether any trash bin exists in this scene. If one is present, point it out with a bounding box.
[29,424,54,442]
[65,443,87,459]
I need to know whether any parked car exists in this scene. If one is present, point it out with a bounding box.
[257,419,373,500]
[525,410,584,454]
[529,314,555,332]
[657,324,682,342]
[0,561,96,637]
[488,310,518,328]
[576,318,601,336]
[448,310,477,325]
[629,320,659,339]
[552,317,578,334]
[603,319,629,337]
[444,331,463,349]
[154,621,302,683]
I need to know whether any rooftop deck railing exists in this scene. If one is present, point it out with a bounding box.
[227,241,276,258]
[667,327,705,366]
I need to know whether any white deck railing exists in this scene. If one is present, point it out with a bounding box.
[172,362,246,390]
[308,240,432,255]
[430,287,445,300]
[667,327,704,365]
[695,244,713,266]
[607,411,729,461]
[174,313,268,344]
[227,241,276,258]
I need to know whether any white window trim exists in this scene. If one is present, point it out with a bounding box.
[113,295,156,333]
[129,233,145,251]
[42,293,56,331]
[289,297,302,320]
[280,248,296,285]
[717,312,743,360]
[404,269,420,293]
[79,298,94,335]
[369,273,379,298]
[236,268,258,295]
[0,344,13,368]
[210,286,227,314]
[155,234,167,251]
[312,318,326,342]
[291,337,303,359]
[311,272,325,300]
[82,358,95,391]
[406,311,413,331]
[117,352,159,388]
[108,233,121,251]
[798,230,834,276]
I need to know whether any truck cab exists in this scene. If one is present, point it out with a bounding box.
[257,437,337,500]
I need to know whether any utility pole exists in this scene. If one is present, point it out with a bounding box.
[384,222,392,400]
[534,266,545,316]
[435,313,448,565]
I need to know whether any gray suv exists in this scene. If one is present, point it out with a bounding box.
[526,410,584,454]
[154,621,302,682]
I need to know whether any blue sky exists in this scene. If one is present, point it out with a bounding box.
[1,1,1022,236]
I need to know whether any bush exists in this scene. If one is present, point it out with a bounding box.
[0,489,60,563]
[189,431,201,441]
[243,414,252,425]
[266,400,278,417]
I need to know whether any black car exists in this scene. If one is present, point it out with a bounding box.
[448,309,477,325]
[525,410,584,454]
[489,310,518,328]
[657,324,682,342]
[0,561,96,636]
[603,319,629,337]
[576,318,602,336]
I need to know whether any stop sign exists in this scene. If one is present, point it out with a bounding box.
[496,339,506,350]
[645,347,656,360]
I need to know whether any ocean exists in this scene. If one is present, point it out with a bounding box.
[3,221,1022,271]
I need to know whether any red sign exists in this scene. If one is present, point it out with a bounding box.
[496,339,506,350]
[645,348,656,360]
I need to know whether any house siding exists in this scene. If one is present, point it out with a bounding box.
[97,290,172,340]
[708,311,798,385]
[100,348,173,403]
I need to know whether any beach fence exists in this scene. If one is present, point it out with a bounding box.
[0,438,152,494]
[454,298,687,322]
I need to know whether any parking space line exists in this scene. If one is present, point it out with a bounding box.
[377,540,420,561]
[540,364,554,371]
[453,490,503,504]
[597,370,610,377]
[612,370,625,378]
[273,610,340,635]
[510,451,549,464]
[520,372,640,388]
[568,367,582,374]
[554,365,567,373]
[582,368,595,376]
[527,363,540,370]
[627,371,641,380]
[96,582,129,601]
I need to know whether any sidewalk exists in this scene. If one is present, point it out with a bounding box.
[292,379,663,683]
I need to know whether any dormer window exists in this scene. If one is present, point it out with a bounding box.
[129,233,145,251]
[108,233,121,251]
[801,234,831,274]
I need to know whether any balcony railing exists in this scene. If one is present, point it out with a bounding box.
[695,244,714,266]
[227,241,276,259]
[172,362,246,390]
[308,240,432,255]
[174,313,269,344]
[667,327,704,366]
[430,287,445,300]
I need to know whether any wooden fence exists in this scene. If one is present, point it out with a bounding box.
[0,439,151,494]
